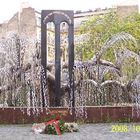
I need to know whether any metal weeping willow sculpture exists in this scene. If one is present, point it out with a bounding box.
[41,10,74,107]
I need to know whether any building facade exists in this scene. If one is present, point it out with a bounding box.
[0,3,138,63]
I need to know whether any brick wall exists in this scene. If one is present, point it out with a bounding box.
[19,7,37,37]
[117,5,138,19]
[0,7,37,38]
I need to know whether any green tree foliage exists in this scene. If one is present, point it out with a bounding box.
[77,11,140,60]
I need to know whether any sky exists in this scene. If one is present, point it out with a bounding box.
[0,0,139,23]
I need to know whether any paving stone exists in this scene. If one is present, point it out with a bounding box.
[0,123,140,140]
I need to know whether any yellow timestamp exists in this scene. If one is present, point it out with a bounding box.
[111,124,140,132]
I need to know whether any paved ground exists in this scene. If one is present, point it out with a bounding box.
[0,123,140,140]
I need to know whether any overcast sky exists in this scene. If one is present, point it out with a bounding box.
[0,0,139,23]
